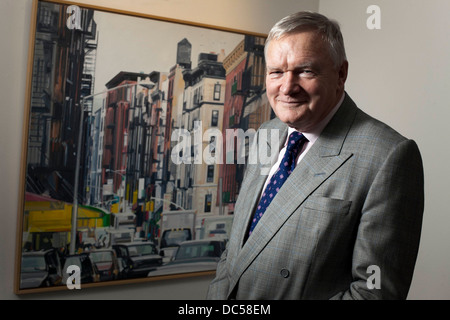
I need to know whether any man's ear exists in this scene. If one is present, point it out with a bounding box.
[338,60,349,89]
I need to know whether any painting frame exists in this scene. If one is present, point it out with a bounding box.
[15,0,270,294]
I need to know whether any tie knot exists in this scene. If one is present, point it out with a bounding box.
[286,131,305,151]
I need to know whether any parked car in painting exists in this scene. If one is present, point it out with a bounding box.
[20,249,62,289]
[148,239,226,277]
[88,249,120,281]
[112,241,162,278]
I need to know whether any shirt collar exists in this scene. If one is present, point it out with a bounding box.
[287,93,345,145]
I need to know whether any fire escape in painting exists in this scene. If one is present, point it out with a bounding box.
[26,2,98,203]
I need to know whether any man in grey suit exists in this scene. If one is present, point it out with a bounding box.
[207,11,424,300]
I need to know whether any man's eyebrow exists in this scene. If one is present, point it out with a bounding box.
[266,62,317,71]
[294,62,316,69]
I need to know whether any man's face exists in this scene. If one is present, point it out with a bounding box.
[265,31,348,132]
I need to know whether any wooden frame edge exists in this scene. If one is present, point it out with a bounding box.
[14,0,40,295]
[17,270,216,295]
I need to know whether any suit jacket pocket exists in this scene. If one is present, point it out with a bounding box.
[304,196,352,215]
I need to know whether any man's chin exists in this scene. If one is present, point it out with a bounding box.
[279,118,303,130]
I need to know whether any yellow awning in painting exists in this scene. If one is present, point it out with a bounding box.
[24,200,65,211]
[77,205,108,219]
[27,206,72,233]
[27,204,108,233]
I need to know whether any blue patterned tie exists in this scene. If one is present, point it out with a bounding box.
[248,131,307,236]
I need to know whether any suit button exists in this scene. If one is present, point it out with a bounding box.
[280,268,290,278]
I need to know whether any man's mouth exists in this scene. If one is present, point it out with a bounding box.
[277,98,308,106]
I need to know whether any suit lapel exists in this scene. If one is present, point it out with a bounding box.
[228,94,358,297]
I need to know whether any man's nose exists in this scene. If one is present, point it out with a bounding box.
[280,72,301,95]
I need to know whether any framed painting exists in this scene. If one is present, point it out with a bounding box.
[15,0,270,293]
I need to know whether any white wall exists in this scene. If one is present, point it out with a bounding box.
[0,0,318,300]
[319,0,450,299]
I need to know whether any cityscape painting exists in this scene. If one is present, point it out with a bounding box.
[15,0,272,293]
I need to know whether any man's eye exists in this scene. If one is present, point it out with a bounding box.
[269,71,283,78]
[300,70,315,78]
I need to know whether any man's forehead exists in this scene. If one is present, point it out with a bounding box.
[266,45,323,68]
[266,32,332,67]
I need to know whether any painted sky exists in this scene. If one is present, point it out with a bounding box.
[92,10,245,95]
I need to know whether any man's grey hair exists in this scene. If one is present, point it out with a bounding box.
[265,11,347,69]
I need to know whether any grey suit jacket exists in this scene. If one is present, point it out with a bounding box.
[207,93,424,300]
